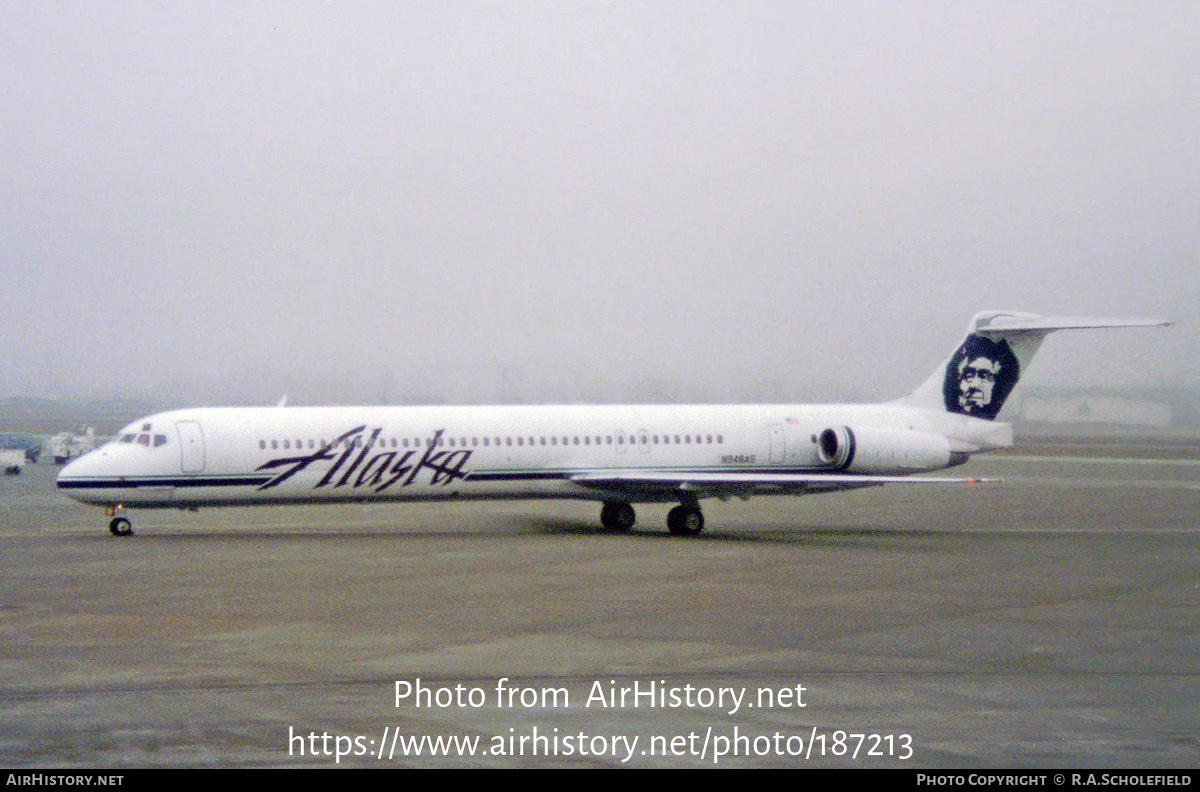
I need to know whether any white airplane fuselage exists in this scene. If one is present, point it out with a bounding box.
[57,402,1009,510]
[57,311,1168,536]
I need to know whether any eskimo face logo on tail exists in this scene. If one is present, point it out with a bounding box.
[942,334,1020,420]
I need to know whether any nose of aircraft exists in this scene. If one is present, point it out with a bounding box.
[58,447,97,478]
[56,447,111,501]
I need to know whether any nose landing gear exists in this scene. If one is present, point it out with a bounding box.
[105,505,133,537]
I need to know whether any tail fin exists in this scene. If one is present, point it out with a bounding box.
[902,310,1172,420]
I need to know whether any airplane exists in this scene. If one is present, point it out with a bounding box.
[57,310,1170,537]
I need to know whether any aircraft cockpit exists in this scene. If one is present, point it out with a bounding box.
[112,423,169,449]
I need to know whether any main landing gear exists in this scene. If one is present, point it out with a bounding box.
[666,504,704,536]
[600,501,636,533]
[599,497,705,537]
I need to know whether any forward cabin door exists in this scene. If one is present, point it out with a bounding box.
[177,421,206,474]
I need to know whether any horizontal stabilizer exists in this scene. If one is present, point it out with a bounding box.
[975,314,1172,335]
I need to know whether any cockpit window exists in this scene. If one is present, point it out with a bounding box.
[115,427,163,449]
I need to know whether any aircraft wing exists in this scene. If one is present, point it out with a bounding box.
[570,470,993,500]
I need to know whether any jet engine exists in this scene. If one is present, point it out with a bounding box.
[816,426,957,474]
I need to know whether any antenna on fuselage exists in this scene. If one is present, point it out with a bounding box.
[276,395,288,408]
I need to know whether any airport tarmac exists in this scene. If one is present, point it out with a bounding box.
[1,440,1197,767]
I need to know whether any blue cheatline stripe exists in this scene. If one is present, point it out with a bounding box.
[469,465,842,482]
[466,471,572,482]
[58,464,852,491]
[57,476,273,490]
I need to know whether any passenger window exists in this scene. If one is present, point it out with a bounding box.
[259,440,266,450]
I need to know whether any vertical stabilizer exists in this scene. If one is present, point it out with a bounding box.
[901,311,1171,420]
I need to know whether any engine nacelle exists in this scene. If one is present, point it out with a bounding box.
[816,426,957,474]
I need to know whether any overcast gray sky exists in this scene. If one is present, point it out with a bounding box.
[2,1,1195,406]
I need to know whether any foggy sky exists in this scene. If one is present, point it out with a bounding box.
[2,2,1196,406]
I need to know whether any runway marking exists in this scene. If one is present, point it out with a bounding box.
[994,455,1200,467]
[999,477,1200,491]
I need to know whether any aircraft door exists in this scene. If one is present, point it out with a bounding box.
[767,424,785,464]
[177,421,206,474]
[782,422,810,464]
